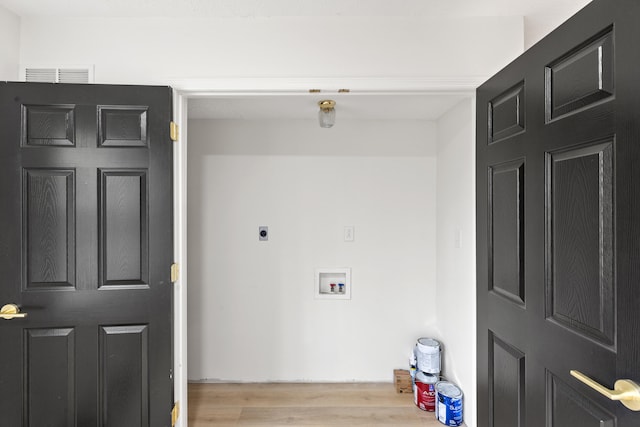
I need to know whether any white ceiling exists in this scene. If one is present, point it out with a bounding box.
[0,0,590,19]
[0,0,591,121]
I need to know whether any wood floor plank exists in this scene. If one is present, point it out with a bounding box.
[188,406,242,427]
[236,407,437,426]
[189,383,415,407]
[188,383,453,426]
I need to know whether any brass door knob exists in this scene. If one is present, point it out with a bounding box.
[0,304,28,320]
[571,370,640,411]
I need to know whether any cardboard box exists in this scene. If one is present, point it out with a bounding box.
[394,369,413,393]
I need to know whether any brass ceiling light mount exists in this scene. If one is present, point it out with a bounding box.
[318,99,336,128]
[318,99,336,110]
[311,88,349,128]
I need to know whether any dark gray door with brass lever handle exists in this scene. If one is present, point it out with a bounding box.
[571,371,640,412]
[0,304,27,320]
[476,0,640,426]
[0,83,174,426]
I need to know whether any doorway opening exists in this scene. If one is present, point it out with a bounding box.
[174,85,477,425]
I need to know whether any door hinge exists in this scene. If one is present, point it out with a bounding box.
[170,121,179,142]
[171,263,180,283]
[171,401,180,426]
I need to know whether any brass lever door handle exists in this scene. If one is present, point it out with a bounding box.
[570,370,640,411]
[0,304,28,320]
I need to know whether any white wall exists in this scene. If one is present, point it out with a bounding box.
[0,5,20,80]
[435,98,476,426]
[523,0,592,49]
[523,14,576,49]
[18,16,523,84]
[187,119,438,382]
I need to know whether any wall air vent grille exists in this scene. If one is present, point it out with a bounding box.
[58,68,91,83]
[22,66,94,84]
[25,68,57,83]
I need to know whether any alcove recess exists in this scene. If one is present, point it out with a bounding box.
[315,268,351,300]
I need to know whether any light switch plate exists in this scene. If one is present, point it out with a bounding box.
[344,226,354,242]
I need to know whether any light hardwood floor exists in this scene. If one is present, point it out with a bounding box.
[188,383,449,426]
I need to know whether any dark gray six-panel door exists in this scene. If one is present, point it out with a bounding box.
[477,0,640,426]
[0,83,173,426]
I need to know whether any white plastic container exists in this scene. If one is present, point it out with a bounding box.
[409,349,418,394]
[416,338,441,374]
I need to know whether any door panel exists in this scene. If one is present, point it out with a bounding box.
[477,1,640,426]
[544,29,614,122]
[100,325,149,427]
[546,141,615,345]
[22,104,76,147]
[488,82,526,143]
[25,328,76,426]
[24,168,76,289]
[489,158,525,305]
[100,169,148,287]
[0,82,173,427]
[546,371,615,427]
[489,333,525,427]
[98,106,148,147]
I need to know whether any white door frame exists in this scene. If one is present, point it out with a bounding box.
[170,76,480,427]
[172,89,189,427]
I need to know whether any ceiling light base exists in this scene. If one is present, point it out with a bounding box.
[318,100,336,128]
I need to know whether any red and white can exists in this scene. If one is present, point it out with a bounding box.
[414,371,438,411]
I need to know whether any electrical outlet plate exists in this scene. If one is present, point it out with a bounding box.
[259,226,268,241]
